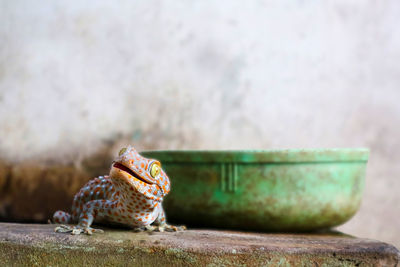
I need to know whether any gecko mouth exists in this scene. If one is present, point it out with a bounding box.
[113,162,154,184]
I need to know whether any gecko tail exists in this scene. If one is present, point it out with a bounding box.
[53,210,72,224]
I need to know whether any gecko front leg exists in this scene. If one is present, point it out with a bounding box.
[144,205,186,232]
[55,199,115,235]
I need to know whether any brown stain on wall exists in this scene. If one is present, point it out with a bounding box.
[0,133,183,223]
[0,162,87,222]
[0,147,114,223]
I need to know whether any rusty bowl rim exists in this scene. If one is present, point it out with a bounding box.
[141,148,369,163]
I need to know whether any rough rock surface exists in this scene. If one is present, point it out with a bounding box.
[0,223,398,266]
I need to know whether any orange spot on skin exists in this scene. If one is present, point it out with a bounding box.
[141,163,144,168]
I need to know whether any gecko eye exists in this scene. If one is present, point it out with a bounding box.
[150,162,161,178]
[118,147,127,156]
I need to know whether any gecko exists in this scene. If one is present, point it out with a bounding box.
[53,145,185,235]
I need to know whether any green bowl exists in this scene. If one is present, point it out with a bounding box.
[141,148,369,231]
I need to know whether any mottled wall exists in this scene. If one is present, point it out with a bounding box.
[1,1,399,247]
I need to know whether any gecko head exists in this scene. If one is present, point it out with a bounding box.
[109,145,170,200]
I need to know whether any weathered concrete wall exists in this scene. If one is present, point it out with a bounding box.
[0,1,399,247]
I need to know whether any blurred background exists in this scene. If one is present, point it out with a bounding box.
[0,0,399,247]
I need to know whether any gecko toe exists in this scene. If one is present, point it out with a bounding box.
[55,225,74,233]
[55,225,103,235]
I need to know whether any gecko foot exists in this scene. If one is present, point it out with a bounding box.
[137,224,186,233]
[159,224,186,232]
[55,224,104,235]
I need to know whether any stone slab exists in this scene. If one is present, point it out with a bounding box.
[0,223,398,266]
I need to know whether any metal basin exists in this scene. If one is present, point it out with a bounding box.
[141,148,369,231]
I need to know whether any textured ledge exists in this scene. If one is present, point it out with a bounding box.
[0,223,398,266]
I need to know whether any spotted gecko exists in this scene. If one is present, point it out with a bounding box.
[53,145,185,235]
